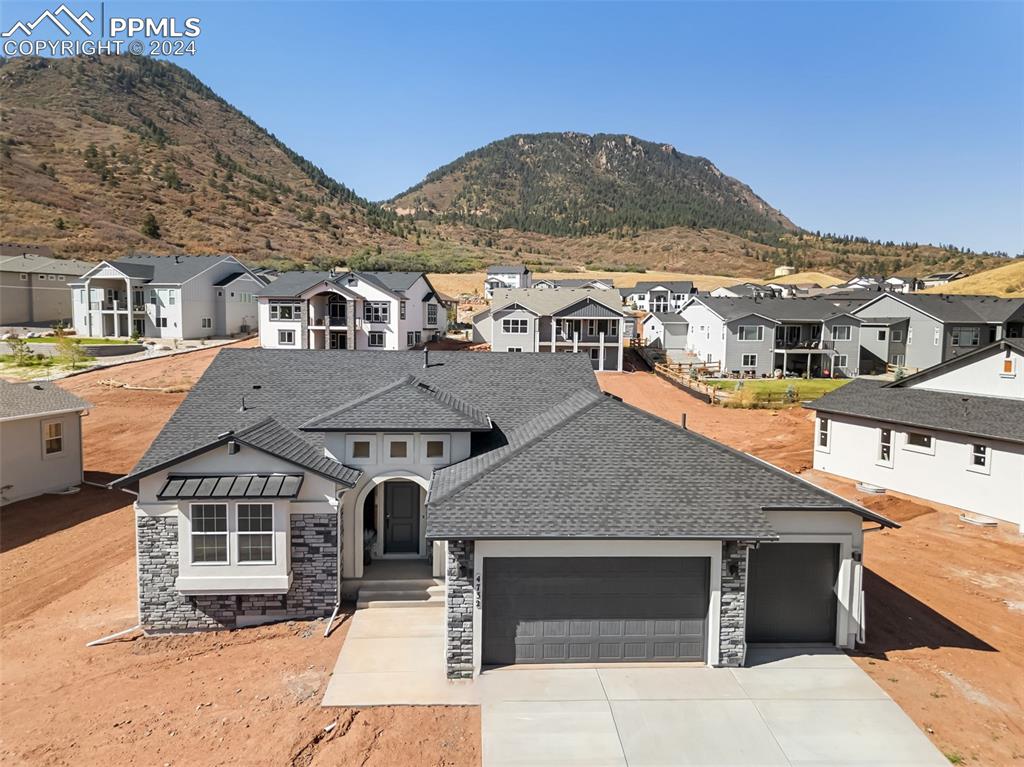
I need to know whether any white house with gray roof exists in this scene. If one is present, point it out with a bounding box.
[1,381,90,505]
[473,287,627,370]
[483,264,532,298]
[113,348,895,678]
[620,280,697,311]
[851,293,1024,374]
[641,311,689,362]
[69,255,266,340]
[256,270,446,350]
[809,339,1023,533]
[680,296,867,378]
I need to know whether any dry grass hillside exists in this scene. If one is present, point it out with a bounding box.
[428,269,740,297]
[920,259,1024,297]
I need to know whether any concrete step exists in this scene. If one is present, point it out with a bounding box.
[355,578,443,591]
[356,595,445,609]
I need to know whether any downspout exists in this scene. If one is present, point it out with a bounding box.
[324,487,346,637]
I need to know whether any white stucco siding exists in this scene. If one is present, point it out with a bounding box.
[911,347,1024,398]
[814,413,1024,530]
[0,412,84,504]
[470,539,724,675]
[258,301,305,349]
[216,275,262,336]
[349,278,400,349]
[762,509,864,648]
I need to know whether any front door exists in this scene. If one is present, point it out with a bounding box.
[384,481,420,554]
[329,331,347,349]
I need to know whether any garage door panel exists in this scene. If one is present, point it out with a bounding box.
[747,543,839,644]
[483,557,709,666]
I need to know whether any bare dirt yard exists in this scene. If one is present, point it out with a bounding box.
[1,340,480,767]
[599,369,1024,766]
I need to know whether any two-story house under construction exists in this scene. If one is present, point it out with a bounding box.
[257,270,447,350]
[472,288,627,371]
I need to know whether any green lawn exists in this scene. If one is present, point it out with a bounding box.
[19,336,135,345]
[707,378,852,401]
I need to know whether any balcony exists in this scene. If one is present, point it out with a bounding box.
[774,339,834,351]
[90,300,128,311]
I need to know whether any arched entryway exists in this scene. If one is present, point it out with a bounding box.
[348,473,435,579]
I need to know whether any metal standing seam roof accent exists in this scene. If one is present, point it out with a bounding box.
[157,473,304,500]
[299,375,493,432]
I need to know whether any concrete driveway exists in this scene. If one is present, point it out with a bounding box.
[323,611,945,766]
[479,648,947,767]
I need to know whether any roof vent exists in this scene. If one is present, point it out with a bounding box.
[423,348,430,369]
[32,384,43,390]
[175,255,183,263]
[252,384,262,390]
[238,395,247,413]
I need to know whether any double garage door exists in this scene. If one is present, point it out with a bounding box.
[482,557,709,666]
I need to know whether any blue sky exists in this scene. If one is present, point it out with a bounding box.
[4,1,1023,254]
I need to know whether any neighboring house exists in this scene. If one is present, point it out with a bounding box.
[641,311,689,362]
[257,270,447,350]
[809,339,1023,533]
[620,281,697,311]
[0,381,90,505]
[884,276,922,293]
[920,271,968,288]
[113,349,895,678]
[534,278,615,290]
[852,293,1024,374]
[70,255,265,340]
[680,296,864,378]
[709,282,779,299]
[473,287,626,371]
[0,246,92,326]
[483,264,532,298]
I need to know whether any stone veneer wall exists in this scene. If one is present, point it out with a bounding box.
[719,540,753,666]
[137,512,338,631]
[445,540,475,679]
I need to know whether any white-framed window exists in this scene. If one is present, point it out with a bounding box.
[351,440,371,459]
[933,327,941,346]
[589,348,600,361]
[406,331,422,347]
[737,325,763,341]
[58,275,65,282]
[890,353,905,366]
[507,347,523,352]
[586,319,598,336]
[236,503,274,563]
[42,420,64,457]
[278,329,295,345]
[269,302,302,320]
[968,443,991,475]
[156,317,168,328]
[741,353,757,367]
[201,317,213,329]
[904,431,934,454]
[877,329,888,341]
[907,328,913,345]
[891,329,903,343]
[400,301,407,320]
[190,503,228,564]
[19,273,27,281]
[951,326,980,347]
[834,354,848,368]
[502,318,528,334]
[368,331,385,347]
[816,416,830,452]
[832,325,852,341]
[427,304,438,326]
[364,302,390,323]
[423,436,449,461]
[877,427,893,467]
[389,439,409,459]
[167,289,177,306]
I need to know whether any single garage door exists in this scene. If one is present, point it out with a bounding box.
[482,557,709,666]
[746,543,839,644]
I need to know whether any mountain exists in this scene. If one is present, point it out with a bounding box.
[0,55,405,266]
[390,132,798,237]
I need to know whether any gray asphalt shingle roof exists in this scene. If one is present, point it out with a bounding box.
[486,264,529,275]
[0,254,92,275]
[300,375,492,432]
[631,280,695,294]
[107,255,237,284]
[491,288,624,318]
[647,312,688,325]
[857,294,1024,324]
[807,379,1024,445]
[0,381,90,420]
[233,418,361,485]
[427,394,885,539]
[695,296,860,323]
[255,271,336,297]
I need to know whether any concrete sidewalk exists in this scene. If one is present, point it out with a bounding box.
[322,612,945,766]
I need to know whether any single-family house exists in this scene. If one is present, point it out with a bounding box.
[883,276,922,293]
[851,293,1024,374]
[473,287,626,370]
[920,271,968,289]
[112,349,895,678]
[619,281,697,312]
[70,255,266,340]
[0,381,90,505]
[0,246,92,326]
[809,339,1023,532]
[257,270,447,351]
[680,296,864,378]
[534,278,615,291]
[641,312,689,362]
[709,282,780,299]
[483,265,532,298]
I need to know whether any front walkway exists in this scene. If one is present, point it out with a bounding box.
[322,610,945,766]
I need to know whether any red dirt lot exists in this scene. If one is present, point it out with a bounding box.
[599,370,1024,766]
[1,341,480,767]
